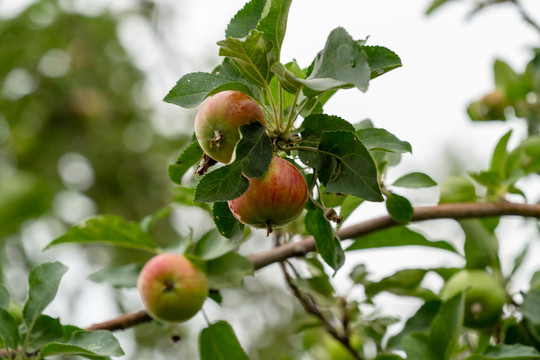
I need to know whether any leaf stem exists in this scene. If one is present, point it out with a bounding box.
[283,86,303,134]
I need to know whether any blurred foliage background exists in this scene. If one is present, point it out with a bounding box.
[1,0,539,359]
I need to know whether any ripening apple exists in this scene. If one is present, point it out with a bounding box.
[228,156,308,234]
[195,90,266,164]
[440,269,506,329]
[137,253,208,323]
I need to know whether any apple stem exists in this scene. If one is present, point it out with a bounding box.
[266,221,273,237]
[210,130,223,148]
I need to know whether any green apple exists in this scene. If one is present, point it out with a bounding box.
[137,253,208,323]
[440,269,506,329]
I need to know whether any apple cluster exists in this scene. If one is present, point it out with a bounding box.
[195,90,308,234]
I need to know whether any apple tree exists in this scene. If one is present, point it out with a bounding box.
[1,0,540,359]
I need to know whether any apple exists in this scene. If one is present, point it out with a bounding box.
[195,90,266,164]
[440,269,506,329]
[137,253,208,323]
[228,156,308,234]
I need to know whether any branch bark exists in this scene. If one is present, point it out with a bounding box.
[86,201,540,332]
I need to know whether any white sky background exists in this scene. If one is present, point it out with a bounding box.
[2,0,540,356]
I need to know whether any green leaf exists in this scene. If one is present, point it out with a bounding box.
[199,321,249,360]
[319,130,383,201]
[0,285,9,310]
[212,202,244,241]
[356,127,412,153]
[302,27,371,95]
[339,195,364,223]
[364,45,402,79]
[40,330,124,358]
[235,122,273,178]
[531,271,540,291]
[257,0,292,62]
[305,207,345,272]
[439,176,477,203]
[403,332,439,360]
[270,62,306,94]
[206,252,254,289]
[194,162,249,203]
[460,219,500,269]
[88,263,143,289]
[374,355,404,360]
[521,290,540,325]
[25,315,64,353]
[298,114,355,169]
[467,344,540,359]
[490,130,512,176]
[23,262,68,328]
[46,215,159,252]
[163,72,255,108]
[430,292,465,360]
[225,0,267,39]
[301,114,355,140]
[425,0,452,15]
[364,268,434,300]
[218,30,275,88]
[173,186,212,213]
[387,300,441,349]
[168,140,204,185]
[0,308,19,351]
[346,226,459,253]
[139,205,175,233]
[385,192,413,223]
[194,228,241,261]
[392,172,437,188]
[194,122,272,203]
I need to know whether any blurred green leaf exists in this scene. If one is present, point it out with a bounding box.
[385,192,413,223]
[25,315,64,353]
[439,176,477,203]
[199,321,249,360]
[403,332,439,360]
[39,330,124,358]
[392,172,437,188]
[460,219,500,269]
[23,262,68,329]
[88,263,142,289]
[467,344,540,359]
[364,268,436,300]
[0,285,9,310]
[387,300,441,349]
[521,290,540,325]
[305,207,344,272]
[430,292,465,360]
[206,252,254,288]
[46,215,159,252]
[194,229,241,261]
[347,226,459,253]
[0,308,19,352]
